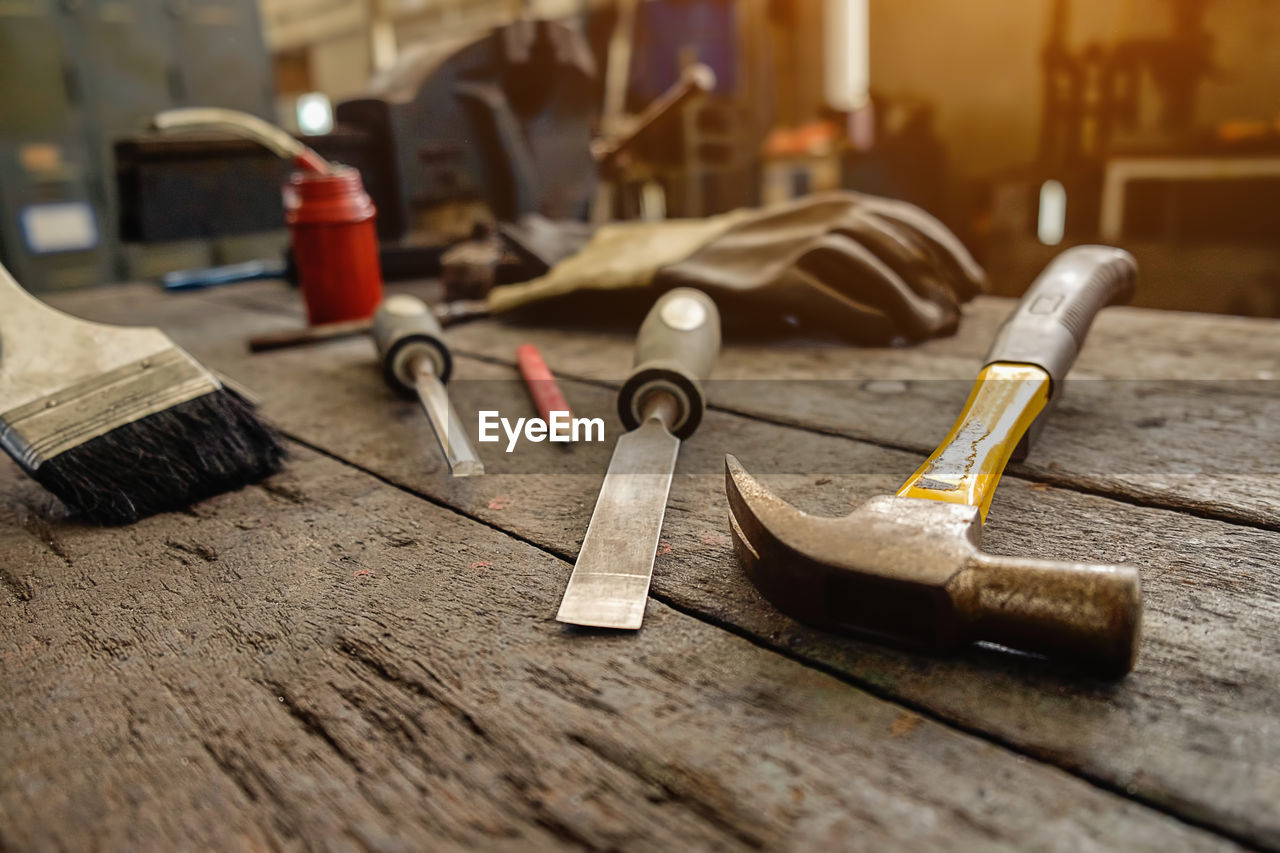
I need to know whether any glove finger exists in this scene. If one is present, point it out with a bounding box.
[795,233,958,340]
[829,210,957,311]
[860,211,964,314]
[852,194,986,300]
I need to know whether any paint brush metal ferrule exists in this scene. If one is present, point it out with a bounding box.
[1,349,218,470]
[0,260,286,524]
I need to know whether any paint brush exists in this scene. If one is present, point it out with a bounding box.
[0,261,286,523]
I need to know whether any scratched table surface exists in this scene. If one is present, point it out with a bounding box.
[3,279,1278,851]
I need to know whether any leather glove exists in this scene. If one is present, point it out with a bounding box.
[486,191,985,343]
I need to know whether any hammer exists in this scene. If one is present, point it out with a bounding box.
[726,246,1142,676]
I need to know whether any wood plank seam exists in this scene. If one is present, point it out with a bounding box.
[449,347,1280,535]
[265,433,1255,850]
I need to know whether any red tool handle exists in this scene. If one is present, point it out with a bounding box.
[517,344,571,423]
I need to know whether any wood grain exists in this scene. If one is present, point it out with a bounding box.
[24,280,1278,848]
[0,448,1232,850]
[441,301,1280,529]
[90,281,1276,528]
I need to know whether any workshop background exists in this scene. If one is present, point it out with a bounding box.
[1,0,1277,314]
[4,2,1280,849]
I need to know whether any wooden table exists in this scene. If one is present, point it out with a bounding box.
[3,281,1277,850]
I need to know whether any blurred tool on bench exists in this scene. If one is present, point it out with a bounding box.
[589,63,718,223]
[372,294,484,478]
[442,61,718,301]
[161,260,287,292]
[245,186,986,352]
[117,18,729,300]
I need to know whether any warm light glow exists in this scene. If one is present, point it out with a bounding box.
[1038,179,1067,245]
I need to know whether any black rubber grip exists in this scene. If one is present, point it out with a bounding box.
[371,294,452,394]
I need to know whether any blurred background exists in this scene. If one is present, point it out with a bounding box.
[2,0,1277,317]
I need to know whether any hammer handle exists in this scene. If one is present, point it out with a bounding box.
[617,288,721,440]
[983,245,1136,394]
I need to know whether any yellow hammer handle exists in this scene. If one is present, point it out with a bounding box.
[898,245,1136,521]
[897,363,1049,521]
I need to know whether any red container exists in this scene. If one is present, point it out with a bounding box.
[285,166,383,325]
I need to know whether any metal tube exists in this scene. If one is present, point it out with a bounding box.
[640,389,680,434]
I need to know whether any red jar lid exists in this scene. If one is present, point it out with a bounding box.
[285,165,376,225]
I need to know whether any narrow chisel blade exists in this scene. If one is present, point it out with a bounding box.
[414,367,484,477]
[556,417,680,629]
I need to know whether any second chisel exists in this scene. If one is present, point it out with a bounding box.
[556,288,721,629]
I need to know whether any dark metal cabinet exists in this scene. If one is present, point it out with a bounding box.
[0,0,112,290]
[0,0,274,290]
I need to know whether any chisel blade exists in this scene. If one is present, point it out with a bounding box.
[414,367,484,477]
[556,417,680,629]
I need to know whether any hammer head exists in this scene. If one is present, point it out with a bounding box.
[726,455,1142,676]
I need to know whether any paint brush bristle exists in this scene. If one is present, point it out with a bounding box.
[29,388,286,524]
[0,261,287,524]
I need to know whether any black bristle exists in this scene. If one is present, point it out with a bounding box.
[31,389,287,525]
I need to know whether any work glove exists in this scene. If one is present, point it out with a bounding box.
[486,191,985,343]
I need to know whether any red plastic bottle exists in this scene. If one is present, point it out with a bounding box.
[285,166,383,325]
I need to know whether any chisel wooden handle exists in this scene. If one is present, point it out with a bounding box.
[983,245,1136,395]
[372,294,452,393]
[618,288,721,439]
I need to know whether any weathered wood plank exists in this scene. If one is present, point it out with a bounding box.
[71,281,1275,527]
[0,448,1232,850]
[439,302,1280,528]
[35,281,1280,847]
[163,281,1278,381]
[125,325,1280,849]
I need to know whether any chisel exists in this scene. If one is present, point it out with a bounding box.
[557,288,721,629]
[372,294,484,477]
